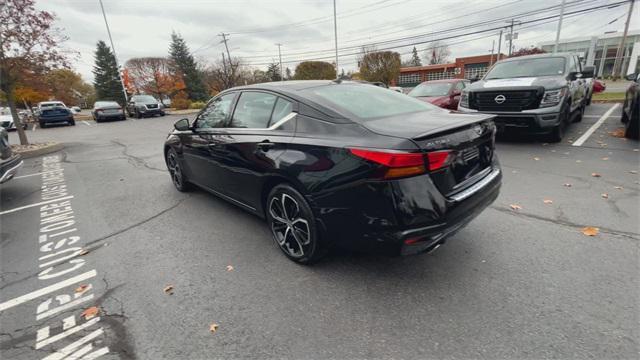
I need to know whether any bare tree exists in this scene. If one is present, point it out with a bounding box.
[425,41,451,65]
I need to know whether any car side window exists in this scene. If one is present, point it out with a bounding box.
[569,57,577,73]
[455,82,465,91]
[195,93,235,129]
[270,98,293,125]
[230,92,277,129]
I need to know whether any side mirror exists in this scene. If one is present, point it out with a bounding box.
[451,89,462,97]
[625,72,638,81]
[470,75,480,83]
[174,118,190,131]
[582,66,595,78]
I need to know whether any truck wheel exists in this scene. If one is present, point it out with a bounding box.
[624,99,639,140]
[39,121,46,129]
[573,102,585,123]
[548,105,569,143]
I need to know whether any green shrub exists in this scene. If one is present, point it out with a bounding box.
[189,101,206,109]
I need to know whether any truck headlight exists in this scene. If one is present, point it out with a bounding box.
[460,91,469,108]
[540,88,567,108]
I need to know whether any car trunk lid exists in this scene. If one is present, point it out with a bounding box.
[361,111,497,196]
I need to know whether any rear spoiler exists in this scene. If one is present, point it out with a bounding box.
[413,113,496,140]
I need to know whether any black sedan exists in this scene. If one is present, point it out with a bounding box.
[164,81,502,263]
[622,72,639,139]
[92,101,126,122]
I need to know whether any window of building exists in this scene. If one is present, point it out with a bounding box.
[398,72,421,85]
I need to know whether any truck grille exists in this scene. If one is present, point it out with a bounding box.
[471,90,541,112]
[146,104,158,109]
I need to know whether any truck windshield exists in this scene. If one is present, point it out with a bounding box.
[408,82,453,97]
[485,57,566,79]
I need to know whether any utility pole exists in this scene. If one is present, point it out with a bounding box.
[497,30,503,62]
[612,0,635,78]
[506,19,520,56]
[489,40,495,66]
[333,0,339,79]
[276,43,284,82]
[99,0,128,103]
[219,33,235,87]
[553,0,567,53]
[221,52,229,88]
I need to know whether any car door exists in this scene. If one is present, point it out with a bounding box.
[180,92,237,191]
[214,91,297,210]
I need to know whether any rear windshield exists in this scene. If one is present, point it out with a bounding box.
[132,95,157,103]
[40,102,65,108]
[485,57,566,79]
[301,84,438,120]
[409,82,452,97]
[95,101,119,107]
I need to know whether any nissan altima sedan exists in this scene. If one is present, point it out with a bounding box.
[164,80,501,264]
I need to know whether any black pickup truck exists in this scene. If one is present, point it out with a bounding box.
[458,53,594,142]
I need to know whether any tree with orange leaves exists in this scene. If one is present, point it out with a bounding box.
[125,57,185,106]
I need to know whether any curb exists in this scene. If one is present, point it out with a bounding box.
[13,143,65,159]
[592,100,624,104]
[166,109,201,115]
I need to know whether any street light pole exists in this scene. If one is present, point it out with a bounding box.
[497,30,503,62]
[490,40,495,66]
[333,0,339,78]
[276,43,284,82]
[612,0,635,78]
[553,0,567,54]
[98,0,128,103]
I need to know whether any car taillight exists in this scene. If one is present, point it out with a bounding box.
[426,151,452,171]
[349,148,452,179]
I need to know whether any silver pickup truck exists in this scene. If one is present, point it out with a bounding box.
[0,128,23,184]
[458,53,594,142]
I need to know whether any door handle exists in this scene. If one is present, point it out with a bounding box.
[256,140,275,151]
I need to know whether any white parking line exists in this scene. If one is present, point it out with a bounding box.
[0,195,74,216]
[13,172,44,179]
[32,124,37,132]
[0,269,97,312]
[572,103,619,147]
[82,121,92,126]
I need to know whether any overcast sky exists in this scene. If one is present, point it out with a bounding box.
[35,0,640,82]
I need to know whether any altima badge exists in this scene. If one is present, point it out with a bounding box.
[494,95,506,104]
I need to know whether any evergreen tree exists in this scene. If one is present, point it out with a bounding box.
[92,40,125,105]
[410,46,422,67]
[266,62,281,81]
[169,32,208,101]
[285,67,292,80]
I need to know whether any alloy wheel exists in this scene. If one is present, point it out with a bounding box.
[167,151,184,189]
[269,193,311,258]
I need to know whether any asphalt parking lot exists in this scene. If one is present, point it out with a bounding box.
[1,103,638,359]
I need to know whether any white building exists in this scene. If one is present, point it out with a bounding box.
[539,30,640,78]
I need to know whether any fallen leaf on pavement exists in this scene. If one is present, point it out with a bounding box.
[209,323,219,334]
[581,227,599,236]
[633,149,639,152]
[510,204,522,211]
[630,170,638,174]
[576,160,582,163]
[163,285,174,295]
[601,193,608,199]
[533,157,540,161]
[78,249,90,256]
[226,265,234,272]
[81,306,99,320]
[601,157,609,161]
[591,173,601,177]
[75,284,89,294]
[543,199,553,204]
[614,186,623,190]
[609,128,625,138]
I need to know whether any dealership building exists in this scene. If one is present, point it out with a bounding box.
[393,54,502,88]
[538,30,640,78]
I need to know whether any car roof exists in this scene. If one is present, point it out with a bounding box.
[39,101,64,105]
[498,53,574,62]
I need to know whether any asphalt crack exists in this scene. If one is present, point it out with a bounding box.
[110,140,166,173]
[490,205,640,240]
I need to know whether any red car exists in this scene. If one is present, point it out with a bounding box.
[593,79,606,93]
[408,79,469,110]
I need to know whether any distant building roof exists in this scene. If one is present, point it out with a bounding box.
[538,29,640,46]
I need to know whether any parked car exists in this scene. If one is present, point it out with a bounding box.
[0,128,23,184]
[68,106,82,114]
[92,101,126,122]
[389,86,404,93]
[458,53,592,142]
[593,79,606,93]
[621,72,639,139]
[409,79,469,110]
[36,101,75,128]
[126,95,165,118]
[0,113,28,131]
[164,81,501,264]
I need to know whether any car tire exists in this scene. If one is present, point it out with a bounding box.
[136,110,142,119]
[586,94,592,106]
[624,98,639,140]
[39,121,46,129]
[69,119,76,126]
[266,184,326,264]
[160,112,165,117]
[548,104,569,143]
[166,148,191,192]
[573,102,585,123]
[621,99,629,123]
[120,115,126,121]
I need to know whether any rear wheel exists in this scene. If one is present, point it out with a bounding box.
[166,148,191,192]
[624,98,639,140]
[136,110,142,119]
[69,119,76,126]
[39,121,46,128]
[266,184,326,264]
[573,102,585,123]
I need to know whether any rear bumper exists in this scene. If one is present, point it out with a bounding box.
[138,108,164,116]
[312,160,502,256]
[0,155,23,184]
[39,115,74,124]
[96,113,125,120]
